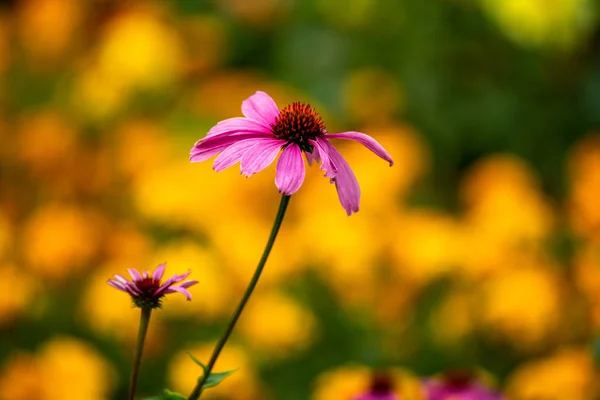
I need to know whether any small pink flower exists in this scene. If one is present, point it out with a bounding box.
[422,371,505,400]
[190,91,393,215]
[107,263,198,309]
[353,372,401,400]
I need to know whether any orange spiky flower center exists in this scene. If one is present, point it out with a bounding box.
[271,102,326,153]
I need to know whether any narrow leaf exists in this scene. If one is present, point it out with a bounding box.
[187,352,208,374]
[201,369,236,389]
[142,389,186,400]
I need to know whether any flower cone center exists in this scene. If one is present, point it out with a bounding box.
[271,102,325,152]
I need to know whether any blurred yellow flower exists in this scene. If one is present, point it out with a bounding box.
[0,263,35,326]
[71,66,129,120]
[96,9,183,90]
[573,244,600,329]
[16,0,82,63]
[430,290,475,346]
[568,134,600,240]
[477,265,562,349]
[37,337,116,400]
[209,214,306,287]
[294,200,382,306]
[461,155,554,242]
[150,241,233,319]
[168,343,262,400]
[192,72,300,120]
[16,111,78,175]
[312,365,371,400]
[312,365,423,400]
[344,68,402,124]
[113,119,175,180]
[22,204,101,279]
[0,337,116,400]
[479,0,594,49]
[0,211,11,260]
[0,353,41,400]
[238,291,317,357]
[390,209,460,286]
[506,348,599,400]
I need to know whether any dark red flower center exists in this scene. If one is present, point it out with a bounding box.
[271,102,326,153]
[443,370,474,389]
[370,372,394,394]
[132,277,164,309]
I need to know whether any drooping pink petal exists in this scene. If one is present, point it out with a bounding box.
[204,117,271,139]
[275,144,306,195]
[322,140,361,215]
[178,280,199,289]
[311,137,338,178]
[164,286,194,301]
[327,131,394,166]
[152,263,166,281]
[241,91,281,128]
[127,268,142,281]
[240,138,286,177]
[305,148,320,165]
[190,132,273,163]
[213,138,269,172]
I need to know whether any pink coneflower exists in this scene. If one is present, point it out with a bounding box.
[422,371,505,400]
[107,263,198,309]
[353,372,401,400]
[190,91,393,215]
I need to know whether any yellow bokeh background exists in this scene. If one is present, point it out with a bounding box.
[0,0,599,399]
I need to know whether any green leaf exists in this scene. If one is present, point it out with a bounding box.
[201,369,236,389]
[187,352,208,374]
[142,389,186,400]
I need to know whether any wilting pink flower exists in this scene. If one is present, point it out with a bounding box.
[353,372,401,400]
[107,263,198,309]
[190,91,393,215]
[422,372,505,400]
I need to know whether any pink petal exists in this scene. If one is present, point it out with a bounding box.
[213,138,268,172]
[178,280,199,289]
[311,138,338,178]
[241,91,280,128]
[327,131,394,166]
[204,117,271,139]
[240,138,285,177]
[152,263,166,281]
[154,270,192,296]
[305,148,320,165]
[127,268,142,281]
[164,286,194,301]
[126,283,143,296]
[114,274,129,284]
[275,144,306,195]
[322,140,361,215]
[190,132,273,163]
[107,279,128,292]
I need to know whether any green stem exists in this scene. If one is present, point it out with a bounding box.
[129,307,152,400]
[187,195,291,400]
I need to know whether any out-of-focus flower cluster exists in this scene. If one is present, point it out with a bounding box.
[0,0,598,399]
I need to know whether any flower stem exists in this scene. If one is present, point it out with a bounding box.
[187,195,291,400]
[129,307,152,400]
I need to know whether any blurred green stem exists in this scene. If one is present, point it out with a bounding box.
[129,307,152,400]
[187,195,291,400]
